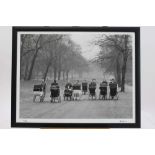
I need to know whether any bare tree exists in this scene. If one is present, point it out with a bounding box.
[20,34,89,82]
[95,34,132,92]
[27,35,42,80]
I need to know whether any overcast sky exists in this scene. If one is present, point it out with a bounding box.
[70,34,100,60]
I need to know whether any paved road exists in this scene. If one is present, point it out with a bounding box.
[20,89,133,119]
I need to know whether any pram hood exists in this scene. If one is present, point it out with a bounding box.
[33,84,43,91]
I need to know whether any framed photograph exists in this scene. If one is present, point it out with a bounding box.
[11,26,140,128]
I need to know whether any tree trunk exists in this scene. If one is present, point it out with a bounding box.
[43,63,51,81]
[116,56,121,87]
[54,67,57,80]
[27,35,41,80]
[71,71,74,79]
[121,35,129,92]
[66,70,69,81]
[58,61,61,80]
[63,71,65,80]
[24,62,29,80]
[58,70,61,80]
[50,71,52,79]
[78,72,82,79]
[20,35,26,79]
[27,50,38,80]
[121,56,128,92]
[20,35,26,61]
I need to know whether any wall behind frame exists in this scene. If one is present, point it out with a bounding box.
[141,27,155,128]
[0,26,11,128]
[0,26,154,128]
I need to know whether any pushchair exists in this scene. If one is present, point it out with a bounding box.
[33,84,46,102]
[109,82,119,100]
[82,82,88,95]
[88,83,97,100]
[72,84,82,100]
[50,85,61,103]
[63,84,73,101]
[99,82,108,100]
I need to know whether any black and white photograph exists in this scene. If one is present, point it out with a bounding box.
[11,27,140,128]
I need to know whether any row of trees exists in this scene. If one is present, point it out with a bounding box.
[20,34,89,81]
[94,34,132,92]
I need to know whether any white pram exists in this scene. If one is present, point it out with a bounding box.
[33,84,46,102]
[72,84,82,100]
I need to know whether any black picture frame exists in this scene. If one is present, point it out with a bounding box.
[11,26,141,128]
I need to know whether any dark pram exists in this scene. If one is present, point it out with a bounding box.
[82,82,88,95]
[89,82,97,99]
[63,83,73,101]
[99,81,108,100]
[50,84,61,103]
[109,82,118,100]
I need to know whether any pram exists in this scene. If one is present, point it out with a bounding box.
[50,84,61,103]
[63,84,73,101]
[88,83,97,100]
[99,82,108,100]
[82,82,88,95]
[109,82,119,100]
[72,84,82,100]
[33,84,46,102]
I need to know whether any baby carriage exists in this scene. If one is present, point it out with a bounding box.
[82,82,88,95]
[109,82,119,100]
[88,82,97,100]
[63,83,73,101]
[72,84,82,100]
[33,84,46,102]
[99,82,108,100]
[50,84,61,103]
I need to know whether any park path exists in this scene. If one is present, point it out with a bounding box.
[20,86,133,119]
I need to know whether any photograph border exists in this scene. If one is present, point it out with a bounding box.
[11,26,141,128]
